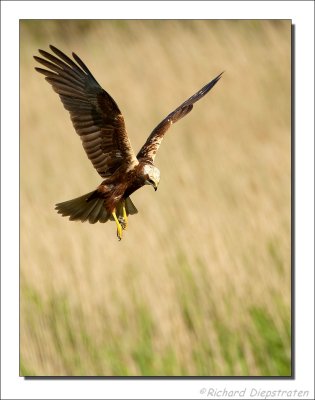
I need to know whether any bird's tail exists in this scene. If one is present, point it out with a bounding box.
[55,191,138,224]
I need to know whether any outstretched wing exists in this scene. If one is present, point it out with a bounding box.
[34,45,138,178]
[137,72,224,163]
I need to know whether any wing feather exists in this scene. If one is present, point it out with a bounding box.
[137,72,224,163]
[34,45,138,178]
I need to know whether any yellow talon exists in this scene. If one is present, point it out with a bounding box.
[122,201,128,230]
[112,210,123,241]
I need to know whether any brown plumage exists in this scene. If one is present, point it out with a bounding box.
[34,45,223,239]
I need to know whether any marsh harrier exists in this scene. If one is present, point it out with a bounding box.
[34,45,223,240]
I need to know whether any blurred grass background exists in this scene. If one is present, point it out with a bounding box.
[20,20,291,376]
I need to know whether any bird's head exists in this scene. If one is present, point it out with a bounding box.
[143,164,160,191]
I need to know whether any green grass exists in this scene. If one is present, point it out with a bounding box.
[250,307,291,376]
[21,280,290,376]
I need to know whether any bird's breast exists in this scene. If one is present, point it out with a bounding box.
[123,178,145,198]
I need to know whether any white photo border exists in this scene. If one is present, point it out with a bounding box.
[1,1,314,399]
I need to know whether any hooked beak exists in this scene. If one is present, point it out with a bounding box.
[146,180,158,191]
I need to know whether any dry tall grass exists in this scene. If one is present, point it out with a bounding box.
[20,20,291,376]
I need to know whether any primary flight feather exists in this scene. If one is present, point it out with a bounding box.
[34,45,223,240]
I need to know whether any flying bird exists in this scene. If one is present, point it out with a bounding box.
[34,45,223,240]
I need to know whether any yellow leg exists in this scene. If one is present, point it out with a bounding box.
[112,210,123,241]
[122,201,128,230]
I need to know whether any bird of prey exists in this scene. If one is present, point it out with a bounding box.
[34,45,223,240]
